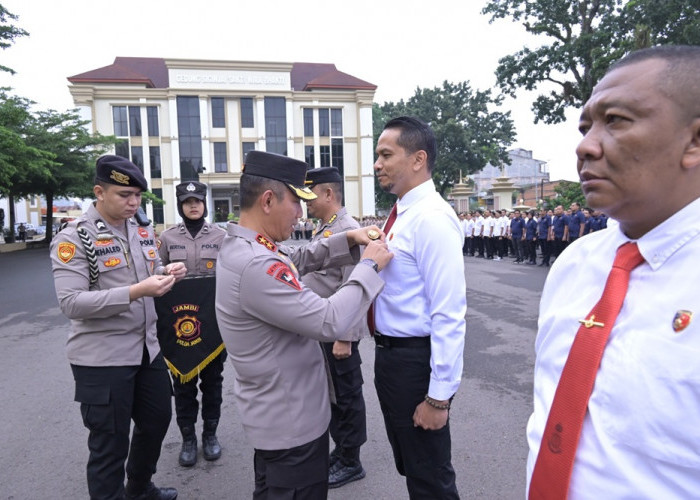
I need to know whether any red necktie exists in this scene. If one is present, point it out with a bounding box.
[366,204,398,334]
[529,242,645,500]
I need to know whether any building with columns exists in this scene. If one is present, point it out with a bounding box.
[68,57,377,230]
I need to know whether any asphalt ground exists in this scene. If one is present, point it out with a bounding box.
[0,245,547,499]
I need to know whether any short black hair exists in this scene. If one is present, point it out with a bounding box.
[240,174,286,210]
[383,116,437,172]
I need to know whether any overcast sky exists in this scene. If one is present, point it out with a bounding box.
[0,0,581,181]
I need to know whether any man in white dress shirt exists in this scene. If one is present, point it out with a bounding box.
[373,116,467,499]
[527,45,700,498]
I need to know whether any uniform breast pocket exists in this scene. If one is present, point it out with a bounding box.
[168,249,187,262]
[96,253,128,273]
[198,248,219,274]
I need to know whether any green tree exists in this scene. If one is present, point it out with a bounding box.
[0,90,54,242]
[21,108,116,243]
[482,0,700,124]
[0,4,29,74]
[543,180,585,209]
[374,81,515,210]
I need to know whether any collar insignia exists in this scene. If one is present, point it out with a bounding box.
[673,310,693,333]
[328,214,337,225]
[95,220,107,231]
[255,234,277,252]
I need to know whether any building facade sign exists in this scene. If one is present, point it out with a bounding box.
[170,69,290,90]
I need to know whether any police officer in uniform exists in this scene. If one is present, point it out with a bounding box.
[50,155,186,500]
[215,151,392,499]
[157,181,227,467]
[302,167,368,489]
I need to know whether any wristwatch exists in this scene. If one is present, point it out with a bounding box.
[359,258,379,273]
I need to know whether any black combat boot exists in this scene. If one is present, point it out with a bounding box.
[202,419,222,461]
[178,425,197,467]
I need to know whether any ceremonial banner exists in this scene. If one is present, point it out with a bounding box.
[155,276,225,383]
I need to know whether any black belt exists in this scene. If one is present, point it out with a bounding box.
[374,332,430,348]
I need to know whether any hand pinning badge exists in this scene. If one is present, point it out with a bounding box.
[368,229,380,241]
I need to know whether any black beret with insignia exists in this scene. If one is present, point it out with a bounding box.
[243,151,316,201]
[305,167,343,187]
[95,155,148,191]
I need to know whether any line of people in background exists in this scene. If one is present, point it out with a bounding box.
[458,203,608,267]
[292,218,316,239]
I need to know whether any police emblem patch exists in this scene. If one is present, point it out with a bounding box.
[673,310,693,333]
[138,227,149,238]
[103,257,121,267]
[174,314,202,342]
[323,230,333,238]
[206,261,214,269]
[266,262,301,290]
[148,249,157,259]
[57,242,76,263]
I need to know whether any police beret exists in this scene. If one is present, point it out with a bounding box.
[95,155,148,191]
[243,151,316,201]
[305,167,343,187]
[176,181,207,202]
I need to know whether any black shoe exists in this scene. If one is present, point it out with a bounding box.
[328,461,366,489]
[202,434,222,461]
[178,429,197,467]
[125,482,178,500]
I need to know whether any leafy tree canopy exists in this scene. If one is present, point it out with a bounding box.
[374,81,516,210]
[543,180,585,209]
[482,0,700,124]
[0,4,29,74]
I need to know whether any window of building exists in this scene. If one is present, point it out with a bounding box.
[320,145,331,167]
[318,108,330,137]
[177,96,203,180]
[242,142,256,162]
[240,98,254,128]
[212,97,225,128]
[113,106,128,136]
[264,97,286,155]
[128,107,142,137]
[331,139,344,174]
[305,145,315,167]
[152,188,164,224]
[150,146,161,179]
[214,142,228,173]
[303,108,313,137]
[130,146,144,170]
[147,106,159,137]
[115,139,129,159]
[331,109,343,136]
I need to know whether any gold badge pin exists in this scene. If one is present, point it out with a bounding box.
[672,310,693,333]
[368,229,380,241]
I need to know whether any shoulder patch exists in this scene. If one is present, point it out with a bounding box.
[266,262,301,291]
[57,242,76,263]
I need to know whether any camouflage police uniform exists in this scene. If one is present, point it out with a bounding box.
[50,155,176,500]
